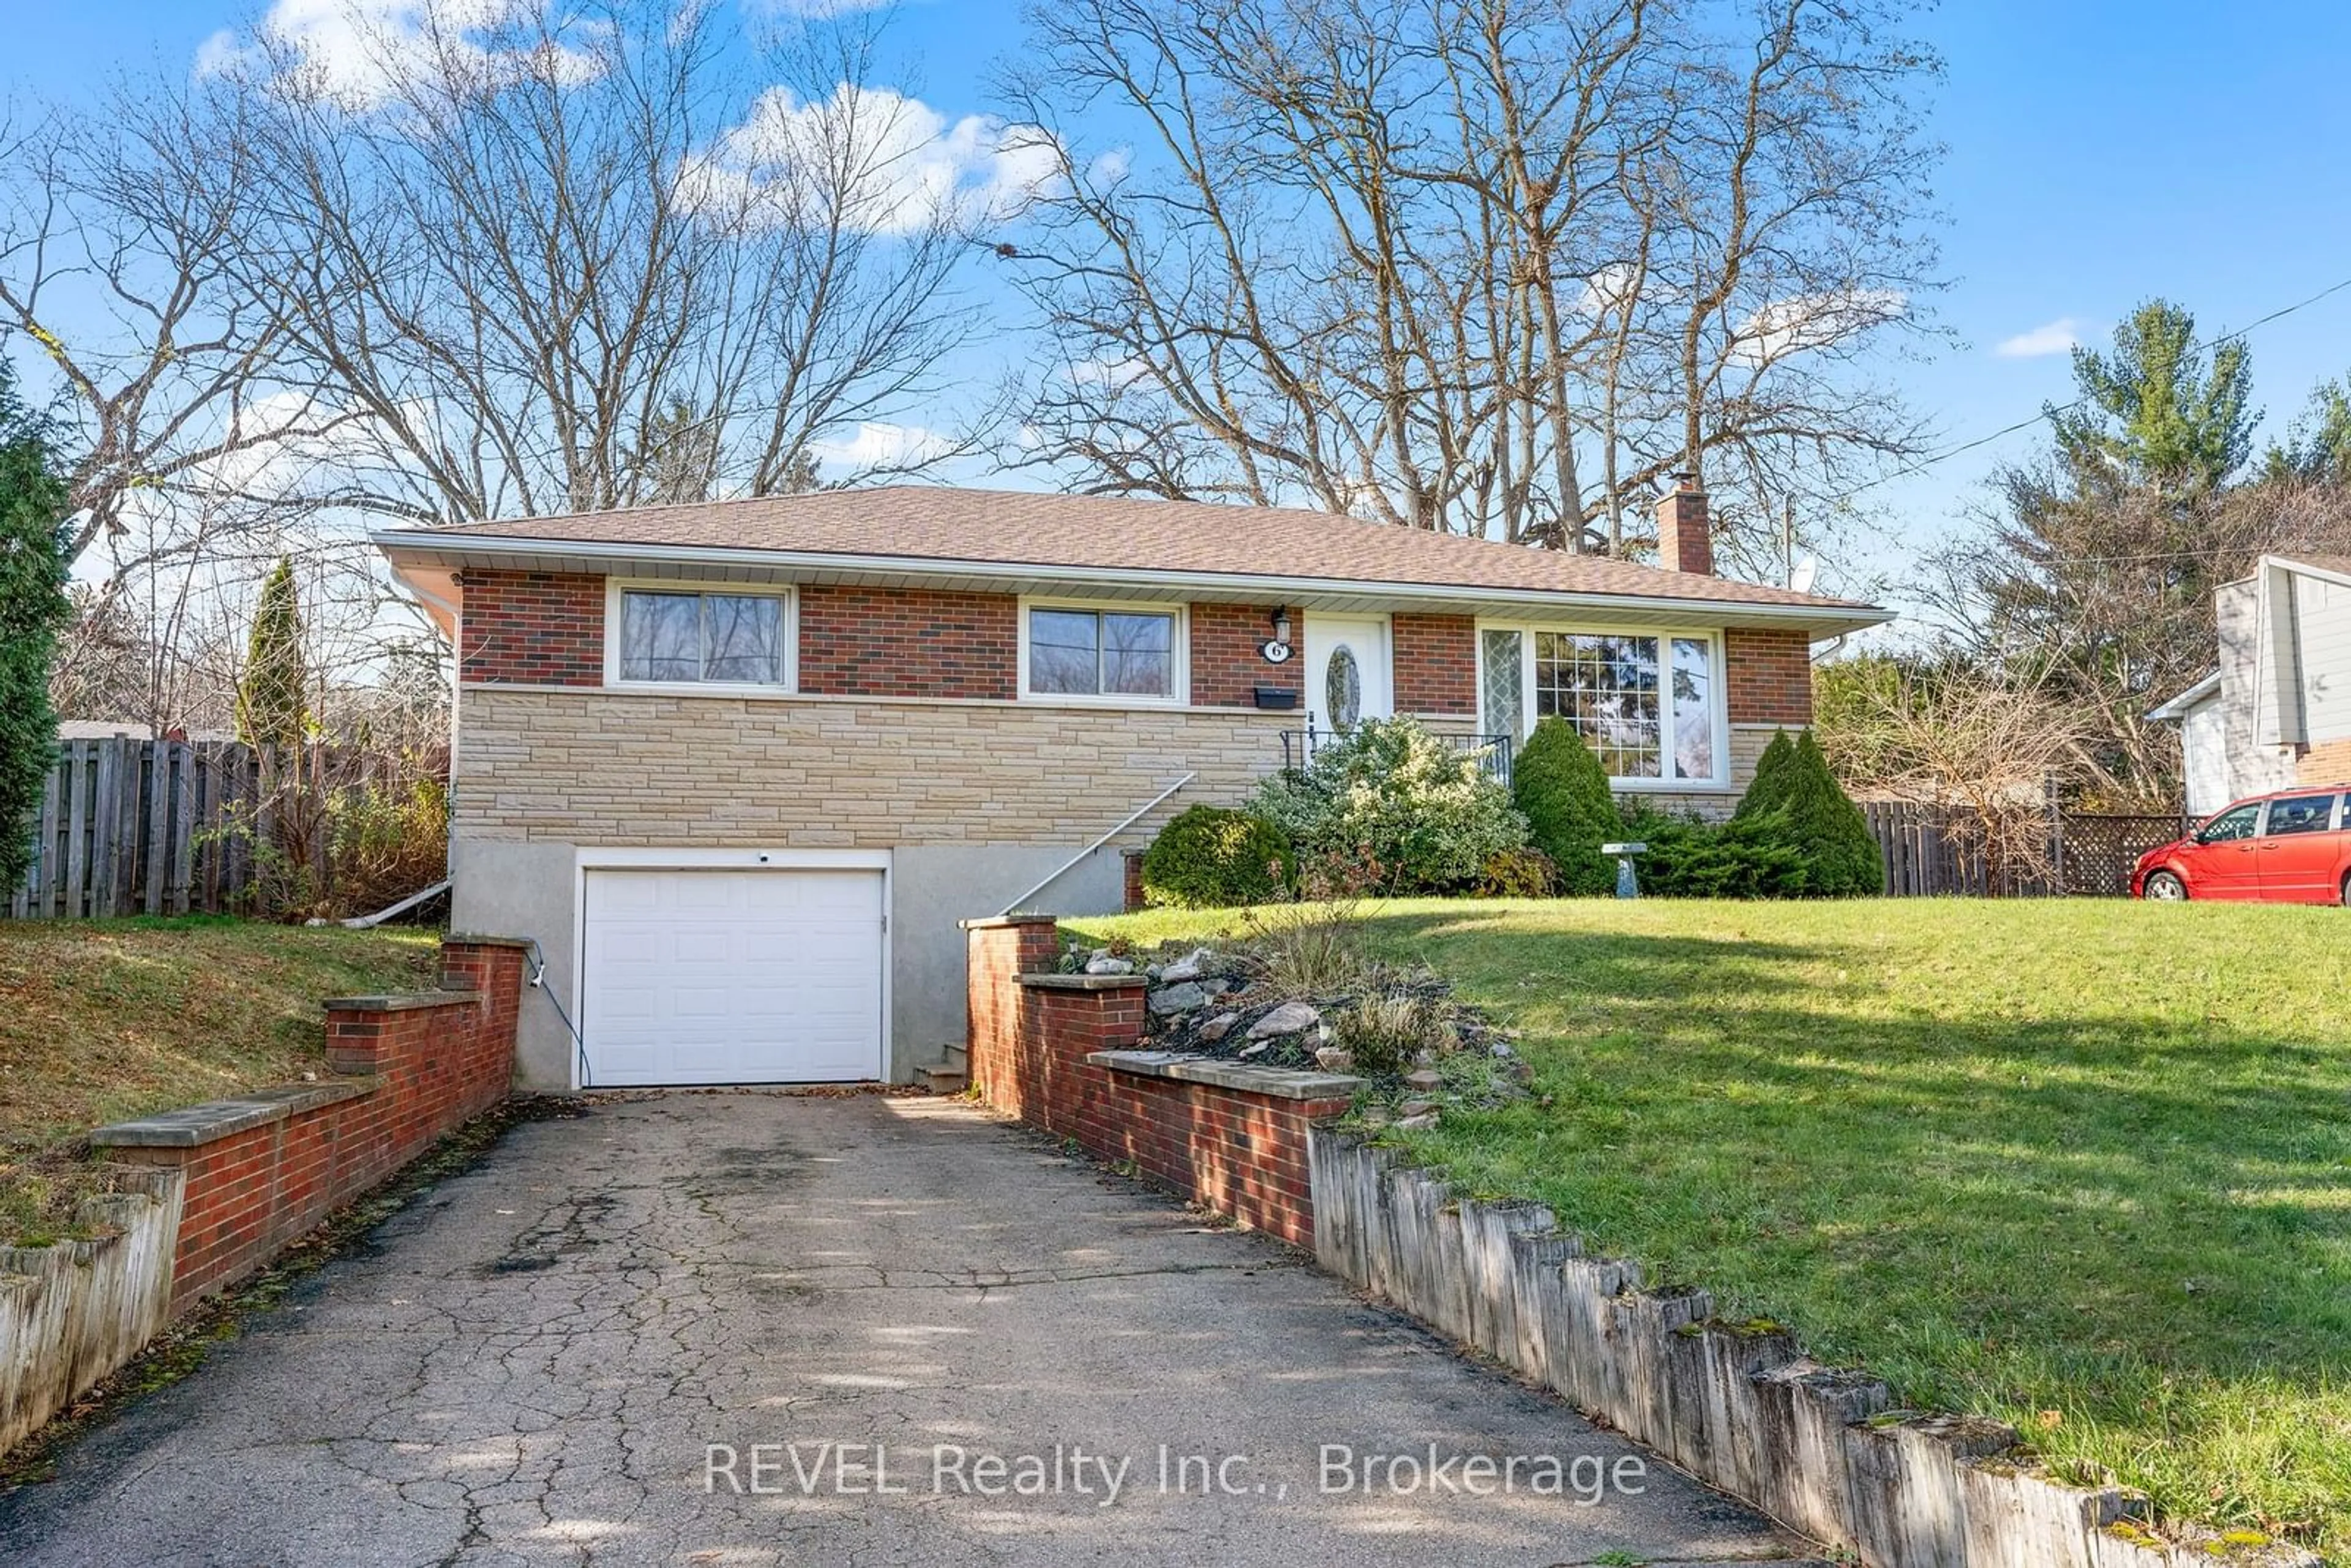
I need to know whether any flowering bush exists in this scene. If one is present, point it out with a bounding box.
[1253,717,1530,895]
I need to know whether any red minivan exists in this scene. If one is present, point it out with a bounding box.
[2133,785,2351,904]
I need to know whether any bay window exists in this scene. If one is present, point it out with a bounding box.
[1480,626,1723,786]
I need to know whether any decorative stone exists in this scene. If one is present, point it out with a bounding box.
[1196,1011,1241,1043]
[1357,1105,1393,1128]
[1314,1046,1355,1073]
[1149,981,1209,1015]
[1085,956,1135,976]
[1246,1001,1321,1040]
[1393,1111,1440,1131]
[1404,1068,1443,1091]
[1398,1098,1438,1118]
[1237,1042,1269,1059]
[1160,947,1216,984]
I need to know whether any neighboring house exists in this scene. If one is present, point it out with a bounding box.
[372,482,1887,1092]
[2150,552,2351,817]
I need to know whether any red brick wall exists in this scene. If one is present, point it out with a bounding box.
[1392,613,1477,716]
[964,917,1341,1247]
[798,584,1018,700]
[108,939,525,1313]
[1190,602,1301,709]
[1726,626,1813,726]
[459,569,605,686]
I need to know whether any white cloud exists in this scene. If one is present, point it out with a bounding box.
[1065,356,1153,392]
[812,421,951,470]
[1995,317,2081,359]
[684,84,1063,237]
[1572,263,1643,320]
[751,0,894,17]
[197,0,604,109]
[1731,289,1908,367]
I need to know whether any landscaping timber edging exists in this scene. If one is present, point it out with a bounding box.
[1305,1129,2316,1568]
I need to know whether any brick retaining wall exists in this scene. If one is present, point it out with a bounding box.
[962,916,1357,1247]
[93,936,529,1313]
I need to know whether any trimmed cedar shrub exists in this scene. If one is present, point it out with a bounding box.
[1475,845,1560,898]
[1734,728,1883,896]
[0,359,70,895]
[1621,807,1812,898]
[1140,803,1295,908]
[1253,716,1528,895]
[1510,716,1622,896]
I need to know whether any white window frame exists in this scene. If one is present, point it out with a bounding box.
[603,578,798,695]
[1016,595,1190,708]
[1475,620,1731,791]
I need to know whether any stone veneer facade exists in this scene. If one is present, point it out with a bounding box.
[448,572,1817,1087]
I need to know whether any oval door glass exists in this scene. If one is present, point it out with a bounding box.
[1326,644,1363,729]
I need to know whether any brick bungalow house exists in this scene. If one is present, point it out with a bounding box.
[372,483,1888,1091]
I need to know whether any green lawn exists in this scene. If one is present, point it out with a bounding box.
[0,918,441,1239]
[1071,898,2351,1556]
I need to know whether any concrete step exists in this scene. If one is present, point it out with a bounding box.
[914,1065,968,1094]
[941,1041,968,1068]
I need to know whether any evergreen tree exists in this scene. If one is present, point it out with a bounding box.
[1738,729,1880,896]
[0,358,72,893]
[236,557,310,749]
[2051,299,2254,496]
[1511,717,1624,896]
[1733,728,1800,823]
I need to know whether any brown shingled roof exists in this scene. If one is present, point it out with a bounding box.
[399,486,1875,614]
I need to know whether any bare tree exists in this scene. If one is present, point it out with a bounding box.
[1815,653,2093,889]
[1919,470,2351,801]
[212,0,1002,525]
[997,0,1943,563]
[0,92,350,570]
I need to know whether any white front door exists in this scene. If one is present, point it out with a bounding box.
[1305,615,1392,731]
[580,868,886,1086]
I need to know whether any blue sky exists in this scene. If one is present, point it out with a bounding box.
[13,0,2351,602]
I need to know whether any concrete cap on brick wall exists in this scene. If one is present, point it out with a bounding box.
[958,914,1059,929]
[323,989,484,1011]
[1089,1049,1364,1101]
[443,933,538,950]
[91,1079,379,1148]
[1020,973,1145,992]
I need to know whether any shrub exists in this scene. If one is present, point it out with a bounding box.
[1475,845,1559,898]
[1734,729,1882,896]
[1253,717,1529,895]
[1621,807,1812,899]
[1510,716,1622,895]
[1237,898,1374,994]
[1141,803,1295,908]
[1330,991,1448,1079]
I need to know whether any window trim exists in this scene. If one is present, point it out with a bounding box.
[1474,619,1730,791]
[602,578,798,695]
[1015,595,1190,707]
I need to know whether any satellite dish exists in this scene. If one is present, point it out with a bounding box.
[1790,555,1818,595]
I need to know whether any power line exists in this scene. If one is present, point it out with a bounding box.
[1851,271,2351,499]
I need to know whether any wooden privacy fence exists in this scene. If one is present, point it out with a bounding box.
[7,736,447,921]
[1864,801,2186,898]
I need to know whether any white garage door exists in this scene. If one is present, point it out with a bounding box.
[581,868,885,1087]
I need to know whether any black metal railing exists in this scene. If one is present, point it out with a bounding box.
[1278,724,1515,786]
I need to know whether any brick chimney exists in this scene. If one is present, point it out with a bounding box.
[1656,473,1712,576]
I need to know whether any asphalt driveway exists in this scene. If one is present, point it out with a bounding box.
[1,1092,1815,1567]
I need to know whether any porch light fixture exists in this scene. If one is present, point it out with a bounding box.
[1260,606,1294,664]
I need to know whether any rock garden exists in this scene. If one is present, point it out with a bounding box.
[1060,910,1536,1129]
